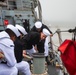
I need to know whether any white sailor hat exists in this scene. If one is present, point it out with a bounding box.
[42,28,50,36]
[15,24,27,35]
[6,24,20,37]
[35,21,42,28]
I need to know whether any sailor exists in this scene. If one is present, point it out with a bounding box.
[0,24,20,75]
[31,21,52,33]
[22,28,51,56]
[31,21,53,65]
[15,24,31,75]
[23,19,30,32]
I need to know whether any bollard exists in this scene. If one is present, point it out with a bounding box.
[32,53,46,74]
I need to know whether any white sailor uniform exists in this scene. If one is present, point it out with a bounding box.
[15,24,31,75]
[44,36,49,56]
[16,61,31,75]
[0,31,18,75]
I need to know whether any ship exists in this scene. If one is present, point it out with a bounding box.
[0,0,71,75]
